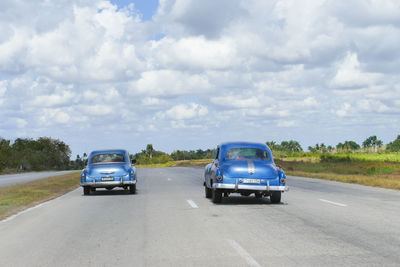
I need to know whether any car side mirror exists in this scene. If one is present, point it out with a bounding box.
[131,159,137,165]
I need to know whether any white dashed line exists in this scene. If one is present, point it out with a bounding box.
[228,239,261,267]
[186,199,199,208]
[319,198,347,207]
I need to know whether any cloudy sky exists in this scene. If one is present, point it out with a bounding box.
[1,0,400,157]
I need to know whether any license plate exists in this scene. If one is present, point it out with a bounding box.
[101,177,114,181]
[243,179,260,184]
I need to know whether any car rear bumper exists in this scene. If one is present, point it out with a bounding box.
[81,180,136,187]
[213,182,288,191]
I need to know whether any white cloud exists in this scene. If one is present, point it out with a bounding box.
[210,95,262,109]
[277,120,296,127]
[150,36,239,70]
[30,91,76,107]
[330,52,383,89]
[0,81,7,97]
[335,103,351,117]
[163,103,208,120]
[130,70,211,96]
[15,118,28,128]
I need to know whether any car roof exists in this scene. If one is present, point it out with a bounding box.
[89,149,128,155]
[219,142,268,150]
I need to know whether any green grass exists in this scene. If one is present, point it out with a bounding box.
[0,172,80,220]
[276,159,400,190]
[275,152,400,163]
[320,153,400,163]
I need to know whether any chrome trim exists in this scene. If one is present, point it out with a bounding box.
[235,179,239,191]
[213,183,288,191]
[81,180,136,187]
[100,170,115,174]
[247,160,255,174]
[267,180,270,191]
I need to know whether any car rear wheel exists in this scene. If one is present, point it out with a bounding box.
[83,187,90,195]
[129,184,136,194]
[205,186,212,198]
[270,191,281,203]
[212,189,222,203]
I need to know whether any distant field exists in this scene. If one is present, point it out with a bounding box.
[277,152,400,163]
[136,159,211,168]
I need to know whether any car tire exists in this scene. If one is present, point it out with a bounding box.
[129,184,136,194]
[240,192,251,196]
[212,189,222,203]
[255,192,262,199]
[205,186,212,198]
[83,187,90,195]
[270,191,281,203]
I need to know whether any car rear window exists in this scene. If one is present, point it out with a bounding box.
[225,148,270,160]
[91,153,125,164]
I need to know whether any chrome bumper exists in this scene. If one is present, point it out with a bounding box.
[80,180,136,187]
[213,183,288,191]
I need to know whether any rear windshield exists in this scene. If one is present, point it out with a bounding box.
[91,153,125,164]
[225,148,270,160]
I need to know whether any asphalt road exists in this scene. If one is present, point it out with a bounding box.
[1,167,400,266]
[0,171,77,187]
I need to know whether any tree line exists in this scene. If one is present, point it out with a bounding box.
[2,134,400,172]
[0,137,71,172]
[306,135,400,153]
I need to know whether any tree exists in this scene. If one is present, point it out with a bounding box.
[336,141,360,152]
[266,141,280,151]
[386,135,400,152]
[376,140,383,152]
[146,144,154,158]
[0,138,11,171]
[362,136,382,152]
[280,140,303,152]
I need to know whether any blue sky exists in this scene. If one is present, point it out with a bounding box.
[0,0,400,157]
[110,0,158,21]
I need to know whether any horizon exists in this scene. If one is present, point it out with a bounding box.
[1,0,399,156]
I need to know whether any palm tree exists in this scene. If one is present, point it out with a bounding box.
[146,144,154,158]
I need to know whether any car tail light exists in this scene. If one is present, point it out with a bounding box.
[81,173,86,179]
[280,178,285,184]
[215,163,218,167]
[130,172,134,178]
[217,175,223,181]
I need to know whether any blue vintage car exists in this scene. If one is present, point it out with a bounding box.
[204,142,288,203]
[80,149,137,195]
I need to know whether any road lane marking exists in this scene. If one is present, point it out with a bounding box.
[1,202,48,224]
[167,178,172,181]
[228,239,261,267]
[186,199,199,208]
[319,198,347,207]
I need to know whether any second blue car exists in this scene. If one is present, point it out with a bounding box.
[80,149,137,195]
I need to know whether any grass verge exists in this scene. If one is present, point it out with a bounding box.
[276,159,400,190]
[0,172,80,221]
